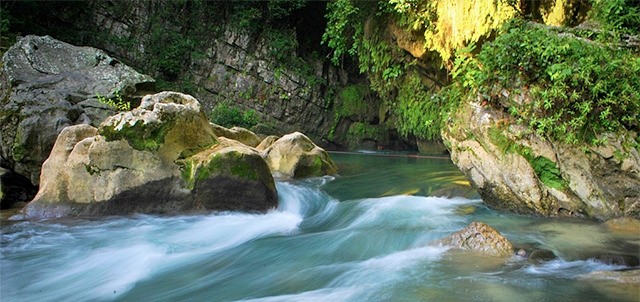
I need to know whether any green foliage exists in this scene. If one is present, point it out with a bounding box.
[209,101,260,129]
[462,21,640,144]
[322,0,360,66]
[347,122,387,148]
[336,84,369,119]
[529,156,566,190]
[148,22,198,79]
[265,29,299,64]
[394,72,462,140]
[96,90,130,111]
[590,0,640,35]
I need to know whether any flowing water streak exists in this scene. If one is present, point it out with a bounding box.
[1,153,638,302]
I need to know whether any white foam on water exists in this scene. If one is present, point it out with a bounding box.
[345,195,479,231]
[2,203,305,301]
[235,286,364,302]
[523,259,627,278]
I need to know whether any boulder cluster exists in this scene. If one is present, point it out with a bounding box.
[23,91,337,219]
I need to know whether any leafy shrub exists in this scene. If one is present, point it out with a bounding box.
[590,0,640,35]
[96,90,130,111]
[210,101,260,129]
[461,21,640,144]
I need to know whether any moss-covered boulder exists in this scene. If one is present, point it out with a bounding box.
[23,92,276,219]
[261,132,338,179]
[443,100,640,220]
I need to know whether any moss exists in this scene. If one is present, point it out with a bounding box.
[230,160,259,180]
[179,159,197,190]
[488,126,567,190]
[11,144,25,162]
[336,84,368,119]
[347,122,387,147]
[99,120,171,152]
[179,151,259,190]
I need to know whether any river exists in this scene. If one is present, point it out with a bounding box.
[1,152,638,301]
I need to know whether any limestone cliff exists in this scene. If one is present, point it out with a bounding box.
[443,99,639,220]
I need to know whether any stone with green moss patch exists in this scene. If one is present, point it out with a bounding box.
[99,120,171,152]
[487,126,567,190]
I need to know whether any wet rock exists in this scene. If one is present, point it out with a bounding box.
[0,35,154,185]
[582,269,640,284]
[591,254,640,267]
[527,249,558,264]
[442,100,640,220]
[440,221,514,256]
[23,92,276,219]
[603,217,640,234]
[261,132,338,179]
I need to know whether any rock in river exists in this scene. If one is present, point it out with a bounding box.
[261,132,338,179]
[442,100,640,220]
[440,221,514,256]
[23,92,277,219]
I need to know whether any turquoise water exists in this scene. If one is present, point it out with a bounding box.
[1,152,638,301]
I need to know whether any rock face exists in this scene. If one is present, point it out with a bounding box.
[443,100,640,220]
[440,221,514,256]
[261,132,338,179]
[0,35,154,186]
[0,168,36,209]
[24,92,277,219]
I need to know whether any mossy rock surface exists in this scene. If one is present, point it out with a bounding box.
[443,100,640,220]
[24,92,277,218]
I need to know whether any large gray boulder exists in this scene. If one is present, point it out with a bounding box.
[23,92,277,219]
[0,35,154,185]
[442,100,640,220]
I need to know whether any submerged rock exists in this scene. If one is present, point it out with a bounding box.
[440,221,514,256]
[24,92,276,218]
[603,217,640,235]
[442,100,640,220]
[0,35,154,186]
[581,269,640,284]
[261,132,338,179]
[527,249,558,264]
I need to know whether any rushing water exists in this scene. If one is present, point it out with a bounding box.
[1,152,638,301]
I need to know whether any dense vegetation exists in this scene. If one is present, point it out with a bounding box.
[1,0,639,147]
[463,20,639,144]
[209,102,260,130]
[323,0,640,145]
